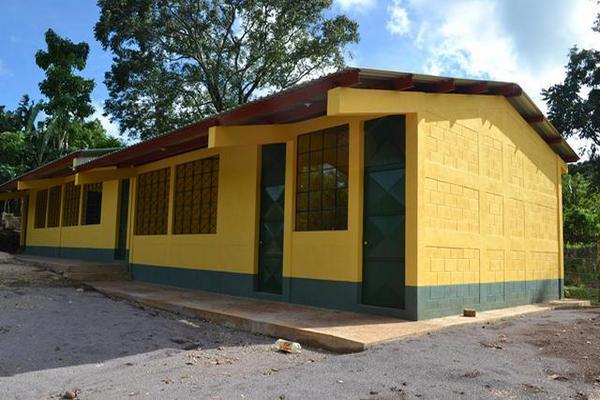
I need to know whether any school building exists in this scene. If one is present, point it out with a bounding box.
[0,68,578,319]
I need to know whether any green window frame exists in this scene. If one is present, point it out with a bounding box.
[135,167,170,235]
[47,185,62,228]
[62,181,81,227]
[81,182,103,225]
[295,124,349,231]
[34,189,48,229]
[172,155,219,235]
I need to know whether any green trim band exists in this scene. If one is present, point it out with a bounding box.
[23,245,118,263]
[416,279,562,319]
[130,263,561,320]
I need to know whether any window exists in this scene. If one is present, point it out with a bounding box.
[34,189,48,229]
[296,124,349,231]
[62,181,81,227]
[47,185,62,228]
[82,183,103,225]
[135,167,170,235]
[173,156,219,234]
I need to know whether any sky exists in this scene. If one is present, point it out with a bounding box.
[0,0,599,154]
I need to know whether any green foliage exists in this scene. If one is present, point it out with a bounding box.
[543,14,600,157]
[0,31,124,185]
[562,171,600,244]
[36,29,97,152]
[95,0,359,139]
[0,131,27,183]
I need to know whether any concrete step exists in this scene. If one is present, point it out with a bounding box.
[548,299,592,309]
[15,255,129,282]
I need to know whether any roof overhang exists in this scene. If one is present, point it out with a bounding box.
[1,67,578,193]
[75,68,578,174]
[0,148,118,193]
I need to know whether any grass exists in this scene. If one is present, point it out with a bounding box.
[565,285,600,305]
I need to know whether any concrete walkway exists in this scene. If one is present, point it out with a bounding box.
[85,280,590,353]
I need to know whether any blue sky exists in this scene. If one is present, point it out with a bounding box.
[0,0,599,152]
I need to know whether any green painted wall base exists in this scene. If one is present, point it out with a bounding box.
[130,264,561,320]
[23,245,117,263]
[415,279,562,319]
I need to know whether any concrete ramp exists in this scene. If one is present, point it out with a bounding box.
[85,280,590,353]
[15,255,128,281]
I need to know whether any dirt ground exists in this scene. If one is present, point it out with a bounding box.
[1,256,600,400]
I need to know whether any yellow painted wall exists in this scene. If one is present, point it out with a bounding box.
[329,87,565,288]
[25,179,120,251]
[128,116,367,283]
[129,145,260,273]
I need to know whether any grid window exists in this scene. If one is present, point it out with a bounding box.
[62,181,81,227]
[173,156,219,234]
[47,185,62,228]
[296,124,349,231]
[34,189,48,229]
[135,167,170,235]
[82,183,103,225]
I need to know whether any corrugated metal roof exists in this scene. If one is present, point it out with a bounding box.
[0,148,119,193]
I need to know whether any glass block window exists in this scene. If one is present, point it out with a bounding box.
[34,189,48,229]
[47,185,62,228]
[173,156,219,234]
[135,167,170,235]
[296,124,349,231]
[62,181,81,227]
[82,183,103,225]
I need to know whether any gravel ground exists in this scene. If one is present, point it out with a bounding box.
[0,258,599,400]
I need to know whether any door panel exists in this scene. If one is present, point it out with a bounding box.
[115,179,130,260]
[362,116,406,308]
[257,144,286,294]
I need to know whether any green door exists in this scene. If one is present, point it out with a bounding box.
[257,143,286,294]
[115,179,130,260]
[362,115,406,308]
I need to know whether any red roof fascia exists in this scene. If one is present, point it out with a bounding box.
[116,135,210,168]
[218,69,360,125]
[76,118,217,172]
[525,115,545,124]
[457,82,489,94]
[260,99,327,124]
[392,75,415,90]
[21,153,79,181]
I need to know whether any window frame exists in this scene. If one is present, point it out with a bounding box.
[172,155,219,235]
[47,185,62,228]
[81,182,103,225]
[135,167,171,236]
[295,124,349,232]
[34,189,48,229]
[62,181,81,227]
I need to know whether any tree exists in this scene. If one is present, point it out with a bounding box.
[0,30,125,189]
[95,0,359,139]
[562,172,600,244]
[35,29,96,152]
[543,14,600,158]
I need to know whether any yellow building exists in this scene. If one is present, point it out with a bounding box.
[0,69,578,319]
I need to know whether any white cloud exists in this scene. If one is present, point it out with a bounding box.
[335,0,376,11]
[380,0,600,158]
[387,0,600,108]
[386,0,411,36]
[91,101,121,139]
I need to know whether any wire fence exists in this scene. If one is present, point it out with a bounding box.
[564,242,600,304]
